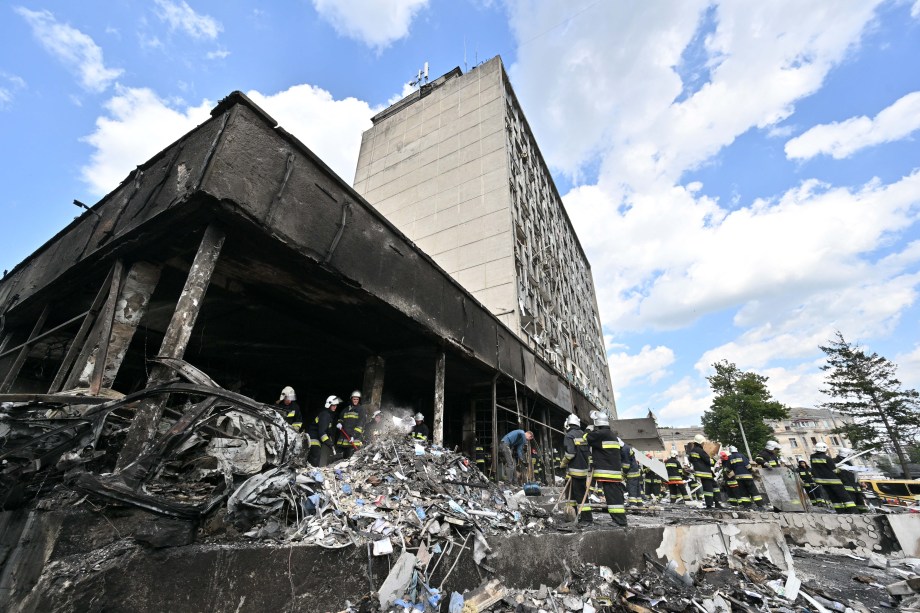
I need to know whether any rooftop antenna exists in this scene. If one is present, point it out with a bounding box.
[409,62,429,88]
[464,37,468,72]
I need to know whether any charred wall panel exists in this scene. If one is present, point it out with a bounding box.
[0,113,226,313]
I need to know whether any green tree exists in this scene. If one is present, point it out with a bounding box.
[701,360,789,456]
[830,421,880,452]
[820,331,920,478]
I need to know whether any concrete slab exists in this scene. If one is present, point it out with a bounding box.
[758,468,808,512]
[886,514,920,556]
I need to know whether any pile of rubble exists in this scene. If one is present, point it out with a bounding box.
[886,558,920,611]
[227,438,542,549]
[442,550,892,613]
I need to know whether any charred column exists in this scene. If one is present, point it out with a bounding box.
[117,224,225,470]
[362,355,385,412]
[491,374,499,478]
[100,261,162,389]
[0,305,50,392]
[433,351,445,446]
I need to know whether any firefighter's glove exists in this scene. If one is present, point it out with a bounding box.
[337,422,343,431]
[560,458,570,469]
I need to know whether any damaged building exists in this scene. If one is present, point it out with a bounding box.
[5,74,920,613]
[0,86,641,477]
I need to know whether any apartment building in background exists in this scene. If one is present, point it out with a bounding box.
[353,56,614,412]
[765,407,873,468]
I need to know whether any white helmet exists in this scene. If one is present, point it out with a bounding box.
[564,414,580,429]
[814,442,828,453]
[280,386,296,401]
[590,410,610,427]
[837,447,853,457]
[766,440,780,451]
[694,434,705,444]
[372,410,382,419]
[414,412,424,422]
[325,395,342,408]
[728,445,738,453]
[351,390,362,399]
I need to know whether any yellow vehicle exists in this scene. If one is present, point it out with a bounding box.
[860,479,920,506]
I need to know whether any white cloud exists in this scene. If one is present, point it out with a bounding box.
[387,82,417,105]
[154,0,222,40]
[652,377,713,424]
[81,87,212,194]
[896,343,920,390]
[206,49,231,60]
[912,0,920,19]
[81,84,379,196]
[312,0,429,50]
[0,72,26,109]
[15,7,122,92]
[508,1,882,189]
[785,91,920,160]
[608,344,675,389]
[245,85,379,182]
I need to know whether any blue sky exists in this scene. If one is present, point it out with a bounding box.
[2,1,919,426]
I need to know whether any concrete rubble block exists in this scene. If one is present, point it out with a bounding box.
[887,577,920,596]
[134,518,196,549]
[377,551,417,610]
[886,514,920,557]
[461,578,507,613]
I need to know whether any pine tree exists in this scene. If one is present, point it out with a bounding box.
[820,331,920,478]
[701,360,789,456]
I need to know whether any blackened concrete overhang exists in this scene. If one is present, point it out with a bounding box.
[0,91,603,419]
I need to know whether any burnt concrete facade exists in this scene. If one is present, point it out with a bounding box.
[354,57,614,414]
[0,92,612,461]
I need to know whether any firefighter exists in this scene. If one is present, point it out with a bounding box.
[644,453,663,501]
[834,448,869,513]
[336,390,365,459]
[474,441,489,475]
[307,395,341,466]
[560,414,592,524]
[530,445,546,482]
[720,450,739,506]
[410,412,429,442]
[810,442,856,513]
[709,454,724,507]
[688,435,716,509]
[585,411,627,527]
[729,445,764,507]
[797,459,826,507]
[275,386,303,431]
[622,442,643,506]
[664,451,685,503]
[755,441,782,468]
[365,410,384,443]
[552,448,563,479]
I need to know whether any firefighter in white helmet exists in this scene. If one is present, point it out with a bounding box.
[810,442,856,513]
[584,411,626,526]
[366,409,384,443]
[307,395,341,466]
[410,412,429,442]
[687,434,716,509]
[755,440,782,469]
[337,390,366,459]
[274,386,302,431]
[559,413,592,524]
